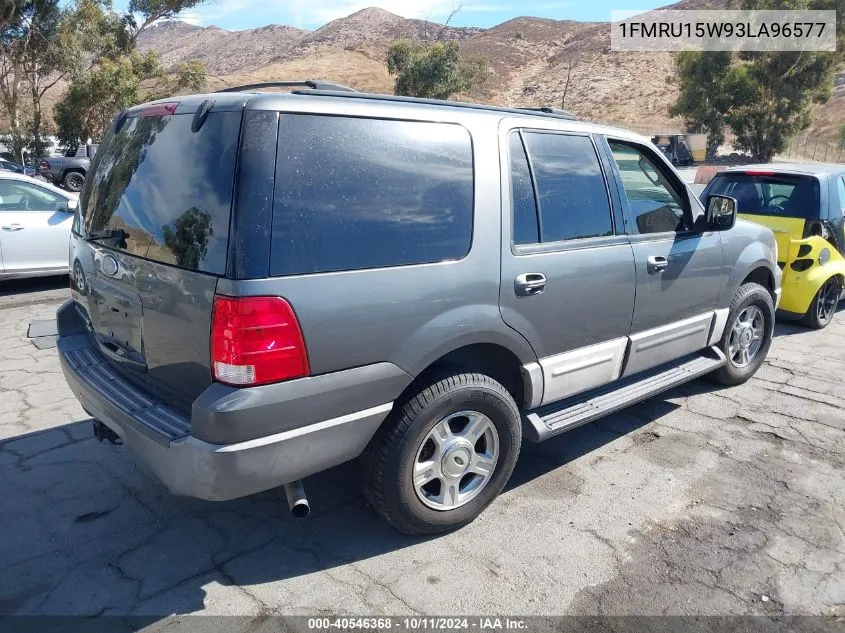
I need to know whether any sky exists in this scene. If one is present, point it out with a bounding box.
[112,0,671,32]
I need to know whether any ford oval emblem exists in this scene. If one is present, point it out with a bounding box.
[101,254,119,277]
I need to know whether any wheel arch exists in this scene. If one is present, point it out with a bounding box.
[740,265,778,304]
[397,341,530,413]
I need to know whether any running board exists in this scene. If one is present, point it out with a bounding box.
[523,347,727,442]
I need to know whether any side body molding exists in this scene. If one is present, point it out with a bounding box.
[522,311,726,410]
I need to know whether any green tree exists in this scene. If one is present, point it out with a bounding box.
[670,51,734,158]
[671,0,843,162]
[386,39,490,100]
[839,123,845,147]
[727,0,844,161]
[55,52,204,145]
[0,0,63,159]
[55,0,206,146]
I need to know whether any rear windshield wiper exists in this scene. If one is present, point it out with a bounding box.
[84,229,127,246]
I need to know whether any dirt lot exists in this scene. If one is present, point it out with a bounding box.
[1,277,843,620]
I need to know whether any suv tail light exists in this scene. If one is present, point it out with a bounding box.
[39,160,49,170]
[211,295,309,387]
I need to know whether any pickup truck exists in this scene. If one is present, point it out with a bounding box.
[38,143,98,192]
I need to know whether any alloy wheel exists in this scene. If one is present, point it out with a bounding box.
[816,279,839,325]
[413,410,499,511]
[728,305,765,368]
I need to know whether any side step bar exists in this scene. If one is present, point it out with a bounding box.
[523,347,727,442]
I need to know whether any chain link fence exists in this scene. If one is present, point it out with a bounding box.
[784,134,845,164]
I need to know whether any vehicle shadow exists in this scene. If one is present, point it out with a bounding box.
[771,302,845,337]
[0,275,68,298]
[0,389,682,619]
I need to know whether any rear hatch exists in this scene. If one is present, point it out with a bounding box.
[702,171,822,262]
[74,99,242,414]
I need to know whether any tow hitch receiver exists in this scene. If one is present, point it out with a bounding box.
[92,420,122,445]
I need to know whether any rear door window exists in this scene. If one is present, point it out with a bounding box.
[509,132,540,245]
[80,110,241,274]
[520,132,613,242]
[270,115,473,276]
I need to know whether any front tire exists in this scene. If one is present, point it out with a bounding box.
[710,282,775,386]
[801,277,840,330]
[363,372,521,536]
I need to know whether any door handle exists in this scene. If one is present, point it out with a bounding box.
[515,273,547,297]
[2,224,23,231]
[647,255,669,274]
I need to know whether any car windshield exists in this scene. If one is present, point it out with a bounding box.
[705,173,820,219]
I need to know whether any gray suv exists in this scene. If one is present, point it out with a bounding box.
[57,82,781,535]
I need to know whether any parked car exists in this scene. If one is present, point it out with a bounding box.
[702,164,845,329]
[0,158,37,177]
[0,172,79,280]
[57,82,781,535]
[38,143,98,192]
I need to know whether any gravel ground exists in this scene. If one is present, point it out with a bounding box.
[0,277,843,621]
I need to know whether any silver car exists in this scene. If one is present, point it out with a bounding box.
[0,171,78,280]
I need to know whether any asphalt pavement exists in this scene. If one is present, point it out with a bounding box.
[0,276,843,621]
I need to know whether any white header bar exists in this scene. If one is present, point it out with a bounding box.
[611,10,837,52]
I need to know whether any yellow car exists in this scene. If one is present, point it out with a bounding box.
[702,164,845,329]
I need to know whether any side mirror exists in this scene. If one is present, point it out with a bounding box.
[705,194,737,231]
[66,199,78,213]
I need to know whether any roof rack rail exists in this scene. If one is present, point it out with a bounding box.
[291,89,581,121]
[215,80,357,94]
[518,107,576,119]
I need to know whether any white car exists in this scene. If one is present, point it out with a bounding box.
[0,171,79,280]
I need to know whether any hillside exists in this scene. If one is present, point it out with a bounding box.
[18,1,844,144]
[133,7,689,132]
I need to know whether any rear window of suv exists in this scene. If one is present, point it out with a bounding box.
[269,115,474,276]
[80,110,241,274]
[706,172,820,219]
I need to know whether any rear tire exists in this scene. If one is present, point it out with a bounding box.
[63,170,85,192]
[363,372,521,536]
[801,277,840,330]
[710,282,774,386]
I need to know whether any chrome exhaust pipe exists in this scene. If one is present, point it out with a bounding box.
[283,480,310,518]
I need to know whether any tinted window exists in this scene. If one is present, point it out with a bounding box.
[270,115,473,276]
[509,133,539,245]
[837,176,845,215]
[522,132,612,242]
[609,141,686,234]
[81,111,241,274]
[0,180,67,211]
[705,173,820,219]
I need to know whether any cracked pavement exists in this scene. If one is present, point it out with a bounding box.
[1,277,843,619]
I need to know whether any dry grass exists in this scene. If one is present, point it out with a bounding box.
[5,4,838,146]
[205,47,394,94]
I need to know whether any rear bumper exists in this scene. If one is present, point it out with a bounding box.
[57,301,394,501]
[38,167,57,182]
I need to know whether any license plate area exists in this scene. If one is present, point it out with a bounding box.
[88,276,146,368]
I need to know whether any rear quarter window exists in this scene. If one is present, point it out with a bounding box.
[269,115,474,276]
[80,111,241,274]
[706,173,820,219]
